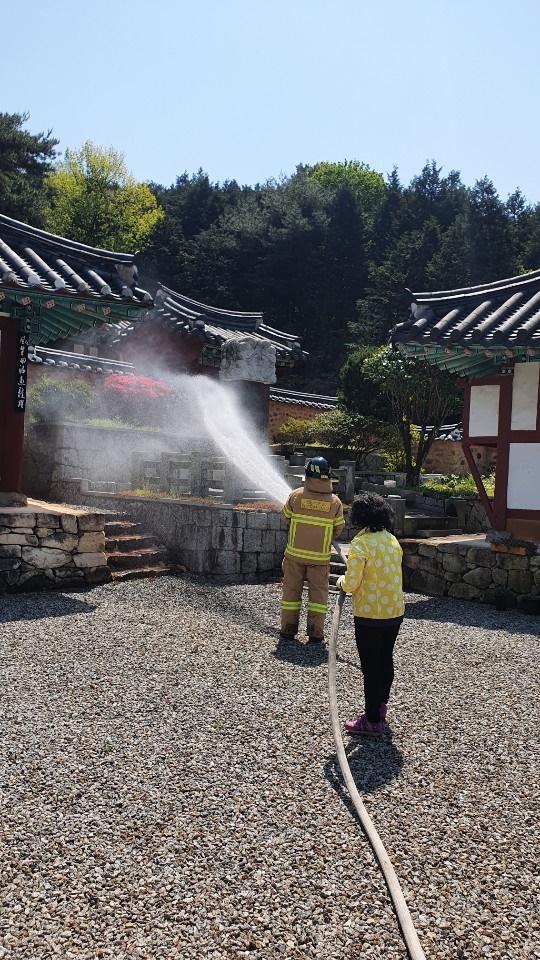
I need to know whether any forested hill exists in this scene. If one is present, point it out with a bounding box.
[3,110,540,393]
[140,161,540,391]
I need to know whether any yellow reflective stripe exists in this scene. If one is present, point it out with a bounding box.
[333,515,344,526]
[307,602,328,613]
[292,512,335,526]
[281,600,302,610]
[285,545,331,561]
[283,505,293,518]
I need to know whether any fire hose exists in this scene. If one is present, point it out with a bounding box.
[327,586,427,960]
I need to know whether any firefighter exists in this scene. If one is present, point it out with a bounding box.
[280,456,344,643]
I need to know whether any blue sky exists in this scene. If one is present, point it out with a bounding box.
[6,0,540,202]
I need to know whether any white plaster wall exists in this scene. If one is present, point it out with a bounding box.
[469,385,500,437]
[507,443,540,509]
[511,362,540,430]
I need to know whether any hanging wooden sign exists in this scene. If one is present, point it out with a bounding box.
[16,330,29,412]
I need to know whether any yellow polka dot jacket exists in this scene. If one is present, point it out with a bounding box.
[337,528,405,619]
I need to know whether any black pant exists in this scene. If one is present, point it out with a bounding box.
[354,618,402,724]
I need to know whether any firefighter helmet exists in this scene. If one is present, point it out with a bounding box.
[305,456,331,479]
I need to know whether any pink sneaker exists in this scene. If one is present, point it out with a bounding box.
[380,702,388,721]
[344,714,382,737]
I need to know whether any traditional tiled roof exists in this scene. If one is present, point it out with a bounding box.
[143,285,307,366]
[0,215,152,344]
[28,345,136,375]
[269,387,338,410]
[393,271,540,376]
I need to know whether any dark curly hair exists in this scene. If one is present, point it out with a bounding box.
[349,492,395,533]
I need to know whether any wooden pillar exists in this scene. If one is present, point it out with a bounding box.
[0,316,26,493]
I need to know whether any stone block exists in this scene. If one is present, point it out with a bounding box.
[85,566,113,585]
[73,552,108,569]
[0,557,21,571]
[240,553,258,575]
[499,555,529,571]
[466,548,495,568]
[231,510,247,529]
[40,534,79,552]
[61,514,79,534]
[35,514,60,528]
[55,567,84,579]
[35,527,55,538]
[266,512,284,530]
[409,570,447,596]
[399,540,419,553]
[77,532,106,553]
[534,570,540,589]
[436,542,463,554]
[507,570,533,595]
[418,543,437,558]
[530,556,540,569]
[0,513,34,528]
[246,512,270,530]
[402,552,422,569]
[444,572,463,582]
[442,554,468,574]
[243,529,263,553]
[463,567,492,589]
[14,572,49,591]
[418,556,443,576]
[216,509,234,528]
[211,526,243,551]
[448,582,482,600]
[21,546,71,569]
[0,544,22,558]
[258,552,279,572]
[492,568,508,588]
[260,531,276,553]
[0,534,30,546]
[77,513,107,532]
[215,551,240,575]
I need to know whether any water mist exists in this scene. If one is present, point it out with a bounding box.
[167,373,292,504]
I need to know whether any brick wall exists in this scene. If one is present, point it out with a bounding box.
[421,440,496,476]
[269,401,322,440]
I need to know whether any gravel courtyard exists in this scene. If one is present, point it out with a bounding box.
[0,577,538,960]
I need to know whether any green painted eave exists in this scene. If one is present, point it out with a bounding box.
[0,286,149,345]
[398,341,540,377]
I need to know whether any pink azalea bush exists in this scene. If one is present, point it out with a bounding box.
[102,374,174,426]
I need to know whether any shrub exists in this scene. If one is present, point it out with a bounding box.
[276,416,314,445]
[417,473,495,498]
[26,375,92,422]
[102,374,174,426]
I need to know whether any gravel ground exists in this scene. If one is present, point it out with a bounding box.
[0,576,538,960]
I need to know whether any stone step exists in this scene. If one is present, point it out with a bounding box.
[413,528,463,539]
[111,563,172,583]
[106,547,167,570]
[105,533,156,553]
[104,520,143,536]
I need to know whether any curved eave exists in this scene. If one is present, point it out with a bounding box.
[0,285,149,346]
[397,340,539,377]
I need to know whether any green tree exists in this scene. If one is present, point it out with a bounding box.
[0,111,59,224]
[340,346,461,486]
[44,141,163,251]
[307,408,394,468]
[308,160,386,218]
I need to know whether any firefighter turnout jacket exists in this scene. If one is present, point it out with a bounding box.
[282,476,344,564]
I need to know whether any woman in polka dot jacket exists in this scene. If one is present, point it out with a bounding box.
[336,492,405,737]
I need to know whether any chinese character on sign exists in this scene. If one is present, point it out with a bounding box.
[15,331,29,412]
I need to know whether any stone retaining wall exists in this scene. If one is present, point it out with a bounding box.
[359,480,489,533]
[402,537,540,605]
[62,490,289,581]
[0,509,111,593]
